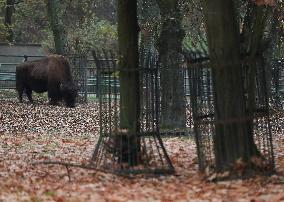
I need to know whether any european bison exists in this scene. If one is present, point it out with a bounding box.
[16,55,78,108]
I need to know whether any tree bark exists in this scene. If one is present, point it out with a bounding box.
[157,0,186,129]
[46,0,68,55]
[117,0,140,165]
[203,0,259,172]
[242,4,271,154]
[4,0,15,42]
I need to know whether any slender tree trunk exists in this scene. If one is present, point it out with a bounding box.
[242,4,271,154]
[118,0,140,165]
[268,8,282,104]
[203,0,259,172]
[267,9,280,59]
[157,0,186,129]
[248,6,270,115]
[46,0,68,55]
[4,0,14,42]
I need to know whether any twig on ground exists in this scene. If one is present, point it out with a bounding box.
[32,161,104,172]
[65,165,71,181]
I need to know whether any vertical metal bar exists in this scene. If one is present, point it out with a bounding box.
[154,56,174,172]
[82,55,88,102]
[91,51,103,162]
[188,57,204,170]
[92,50,101,99]
[261,58,275,169]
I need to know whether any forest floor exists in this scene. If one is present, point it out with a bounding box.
[0,90,284,202]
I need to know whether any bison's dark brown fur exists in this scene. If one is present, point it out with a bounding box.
[16,55,78,108]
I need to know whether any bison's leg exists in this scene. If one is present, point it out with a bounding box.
[49,99,59,105]
[26,88,33,103]
[48,85,61,106]
[17,88,24,103]
[16,80,24,103]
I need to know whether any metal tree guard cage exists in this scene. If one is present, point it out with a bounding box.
[186,54,276,176]
[271,59,284,109]
[68,54,88,102]
[90,50,174,175]
[186,55,215,171]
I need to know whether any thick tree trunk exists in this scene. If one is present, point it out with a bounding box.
[203,0,259,171]
[117,0,140,165]
[46,0,68,55]
[157,0,186,129]
[4,0,14,42]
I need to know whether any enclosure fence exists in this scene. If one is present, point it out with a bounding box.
[1,51,283,177]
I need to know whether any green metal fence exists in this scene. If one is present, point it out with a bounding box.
[0,55,120,100]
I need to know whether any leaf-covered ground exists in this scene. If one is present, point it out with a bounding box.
[0,90,284,202]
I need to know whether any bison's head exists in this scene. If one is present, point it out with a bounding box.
[60,82,78,108]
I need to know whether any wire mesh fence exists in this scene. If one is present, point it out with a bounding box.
[90,50,174,175]
[186,53,279,177]
[271,59,284,108]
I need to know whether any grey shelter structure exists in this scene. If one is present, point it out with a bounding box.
[0,43,46,61]
[0,43,47,89]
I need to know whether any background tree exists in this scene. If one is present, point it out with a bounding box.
[4,0,15,42]
[46,0,68,55]
[93,0,116,23]
[0,0,8,41]
[61,0,117,53]
[267,3,283,58]
[157,0,186,130]
[181,0,208,53]
[7,0,118,53]
[138,0,160,54]
[13,0,48,44]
